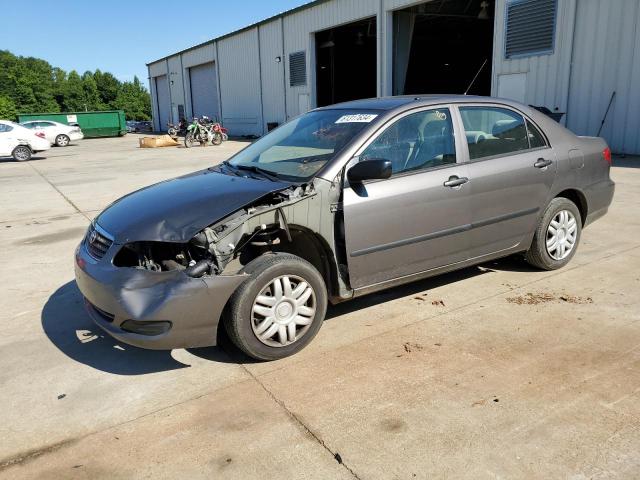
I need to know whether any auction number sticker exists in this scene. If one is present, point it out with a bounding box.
[335,114,378,124]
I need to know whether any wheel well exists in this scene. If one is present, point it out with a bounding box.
[271,227,340,300]
[237,225,340,301]
[556,189,587,225]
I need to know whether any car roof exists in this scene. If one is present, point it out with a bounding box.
[316,95,527,111]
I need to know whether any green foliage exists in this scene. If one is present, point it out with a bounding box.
[0,96,18,120]
[0,50,151,120]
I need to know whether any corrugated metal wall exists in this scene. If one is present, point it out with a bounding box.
[259,19,287,130]
[217,28,263,136]
[566,0,640,154]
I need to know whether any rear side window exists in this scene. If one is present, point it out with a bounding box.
[0,124,13,133]
[361,108,456,176]
[22,123,36,129]
[526,120,547,148]
[459,106,529,160]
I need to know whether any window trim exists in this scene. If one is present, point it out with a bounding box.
[504,0,558,60]
[349,104,463,181]
[451,103,551,164]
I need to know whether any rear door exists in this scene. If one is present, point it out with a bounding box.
[455,105,556,258]
[342,106,471,289]
[0,124,14,155]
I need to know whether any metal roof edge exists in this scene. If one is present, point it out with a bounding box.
[146,0,328,67]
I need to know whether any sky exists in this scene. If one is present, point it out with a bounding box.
[0,0,310,85]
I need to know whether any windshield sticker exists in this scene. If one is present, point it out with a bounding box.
[335,114,378,124]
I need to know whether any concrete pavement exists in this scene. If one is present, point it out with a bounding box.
[1,136,639,479]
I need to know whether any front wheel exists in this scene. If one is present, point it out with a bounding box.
[525,197,582,270]
[55,134,70,147]
[12,145,32,162]
[167,127,177,137]
[184,132,195,148]
[224,253,328,361]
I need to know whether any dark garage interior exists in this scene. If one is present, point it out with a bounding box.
[394,0,495,96]
[315,17,377,107]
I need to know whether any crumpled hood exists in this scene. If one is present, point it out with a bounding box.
[96,169,290,243]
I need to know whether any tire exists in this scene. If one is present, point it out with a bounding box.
[224,253,328,361]
[12,145,32,162]
[55,134,70,147]
[525,197,582,270]
[184,132,194,148]
[211,132,223,146]
[168,127,177,137]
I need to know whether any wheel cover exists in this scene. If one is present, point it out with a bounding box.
[546,209,577,260]
[251,274,316,347]
[57,135,69,146]
[14,147,29,160]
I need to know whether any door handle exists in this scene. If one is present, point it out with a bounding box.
[443,175,469,188]
[534,158,553,169]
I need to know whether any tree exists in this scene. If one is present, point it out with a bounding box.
[0,50,151,119]
[0,96,17,120]
[113,76,152,120]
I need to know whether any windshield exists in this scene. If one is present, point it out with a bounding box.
[227,109,381,181]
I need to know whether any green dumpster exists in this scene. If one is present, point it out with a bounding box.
[17,110,127,138]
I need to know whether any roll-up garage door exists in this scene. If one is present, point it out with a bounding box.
[189,62,219,121]
[155,75,170,131]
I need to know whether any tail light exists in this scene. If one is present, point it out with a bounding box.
[35,132,46,139]
[603,147,612,165]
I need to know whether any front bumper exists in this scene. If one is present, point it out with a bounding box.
[74,240,246,350]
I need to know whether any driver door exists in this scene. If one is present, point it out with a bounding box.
[342,107,472,290]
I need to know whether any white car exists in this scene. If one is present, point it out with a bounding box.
[20,120,84,147]
[0,120,51,161]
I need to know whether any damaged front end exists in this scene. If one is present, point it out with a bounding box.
[109,184,314,279]
[75,182,317,350]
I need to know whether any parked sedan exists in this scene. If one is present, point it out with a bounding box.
[0,120,50,161]
[75,96,614,360]
[21,120,83,146]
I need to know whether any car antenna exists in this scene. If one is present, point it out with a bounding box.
[464,58,488,96]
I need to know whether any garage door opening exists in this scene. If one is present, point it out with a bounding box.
[393,0,495,96]
[315,17,377,107]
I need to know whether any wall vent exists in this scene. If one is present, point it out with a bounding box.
[289,51,307,87]
[505,0,557,58]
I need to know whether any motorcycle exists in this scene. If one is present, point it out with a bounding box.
[184,117,224,148]
[167,118,188,138]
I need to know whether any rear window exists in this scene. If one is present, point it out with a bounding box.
[459,106,529,160]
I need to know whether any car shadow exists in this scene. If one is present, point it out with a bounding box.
[0,156,48,163]
[42,281,234,375]
[44,256,537,371]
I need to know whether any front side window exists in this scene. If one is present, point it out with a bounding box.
[22,123,36,129]
[0,124,14,133]
[228,109,380,181]
[360,108,456,176]
[460,106,531,160]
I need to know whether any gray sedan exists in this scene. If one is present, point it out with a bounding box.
[75,95,614,360]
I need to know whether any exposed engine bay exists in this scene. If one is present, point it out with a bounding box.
[113,184,314,278]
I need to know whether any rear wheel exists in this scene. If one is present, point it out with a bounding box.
[525,197,582,270]
[211,132,223,146]
[12,145,32,162]
[224,253,327,361]
[55,134,70,147]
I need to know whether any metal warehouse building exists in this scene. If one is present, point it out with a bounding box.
[147,0,640,154]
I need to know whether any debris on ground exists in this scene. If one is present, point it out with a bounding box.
[471,399,486,407]
[138,135,179,148]
[334,453,343,464]
[57,394,66,400]
[506,292,593,305]
[431,300,445,306]
[403,342,424,353]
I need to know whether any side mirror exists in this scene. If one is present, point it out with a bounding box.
[347,159,392,183]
